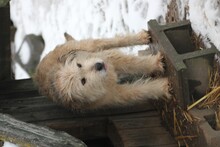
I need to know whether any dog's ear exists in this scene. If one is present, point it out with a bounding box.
[58,50,77,64]
[64,32,75,41]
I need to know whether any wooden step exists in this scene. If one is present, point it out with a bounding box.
[108,111,178,147]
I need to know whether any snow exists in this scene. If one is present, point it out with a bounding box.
[9,0,220,79]
[14,62,30,79]
[189,0,220,49]
[3,142,18,147]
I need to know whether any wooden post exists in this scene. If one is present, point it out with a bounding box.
[0,5,12,80]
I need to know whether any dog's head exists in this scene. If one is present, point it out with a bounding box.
[56,50,117,103]
[34,33,117,109]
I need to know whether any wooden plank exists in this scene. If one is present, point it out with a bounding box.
[109,110,159,119]
[0,102,155,122]
[153,145,178,147]
[0,96,50,107]
[0,113,86,147]
[119,128,176,147]
[0,100,159,141]
[110,111,161,130]
[1,94,109,140]
[35,118,108,140]
[0,90,40,99]
[108,122,124,147]
[118,127,173,138]
[122,134,177,147]
[111,116,162,130]
[108,111,178,147]
[0,6,11,80]
[0,79,35,94]
[0,98,154,118]
[1,106,76,122]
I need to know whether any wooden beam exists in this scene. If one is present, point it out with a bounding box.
[108,111,178,147]
[0,6,12,80]
[0,113,86,147]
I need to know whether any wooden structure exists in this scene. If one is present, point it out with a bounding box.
[0,79,178,147]
[148,20,218,109]
[0,113,86,147]
[0,6,12,80]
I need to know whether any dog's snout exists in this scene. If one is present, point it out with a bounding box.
[95,62,105,71]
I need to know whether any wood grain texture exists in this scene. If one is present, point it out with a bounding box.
[108,111,177,147]
[0,113,86,147]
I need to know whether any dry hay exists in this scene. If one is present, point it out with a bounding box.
[187,58,220,130]
[162,1,220,145]
[160,5,219,144]
[198,62,220,109]
[155,57,220,146]
[155,49,219,146]
[191,31,206,51]
[154,99,199,147]
[187,60,220,110]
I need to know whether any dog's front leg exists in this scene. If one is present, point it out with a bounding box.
[103,50,164,75]
[81,30,150,51]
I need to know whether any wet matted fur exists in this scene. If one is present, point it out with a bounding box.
[34,31,171,109]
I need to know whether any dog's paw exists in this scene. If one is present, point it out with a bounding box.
[154,52,165,73]
[137,30,151,44]
[161,78,172,100]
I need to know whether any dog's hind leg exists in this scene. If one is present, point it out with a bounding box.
[88,78,171,108]
[114,78,171,105]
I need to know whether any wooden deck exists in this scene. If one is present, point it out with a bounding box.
[0,79,178,147]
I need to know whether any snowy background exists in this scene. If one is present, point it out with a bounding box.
[3,0,220,146]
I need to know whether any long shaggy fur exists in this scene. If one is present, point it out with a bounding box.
[34,30,171,109]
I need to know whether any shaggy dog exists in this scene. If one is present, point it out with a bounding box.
[34,30,171,109]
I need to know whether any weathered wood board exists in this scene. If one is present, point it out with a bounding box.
[108,111,177,147]
[0,113,86,147]
[0,6,12,80]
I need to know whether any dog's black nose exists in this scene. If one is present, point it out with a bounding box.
[95,62,104,71]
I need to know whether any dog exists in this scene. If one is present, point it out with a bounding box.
[34,30,171,109]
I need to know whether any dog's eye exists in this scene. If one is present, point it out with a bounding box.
[81,78,86,85]
[77,63,82,68]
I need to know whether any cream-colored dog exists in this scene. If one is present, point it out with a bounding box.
[34,31,171,109]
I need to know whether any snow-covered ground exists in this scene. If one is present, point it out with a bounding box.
[2,142,18,147]
[189,0,220,49]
